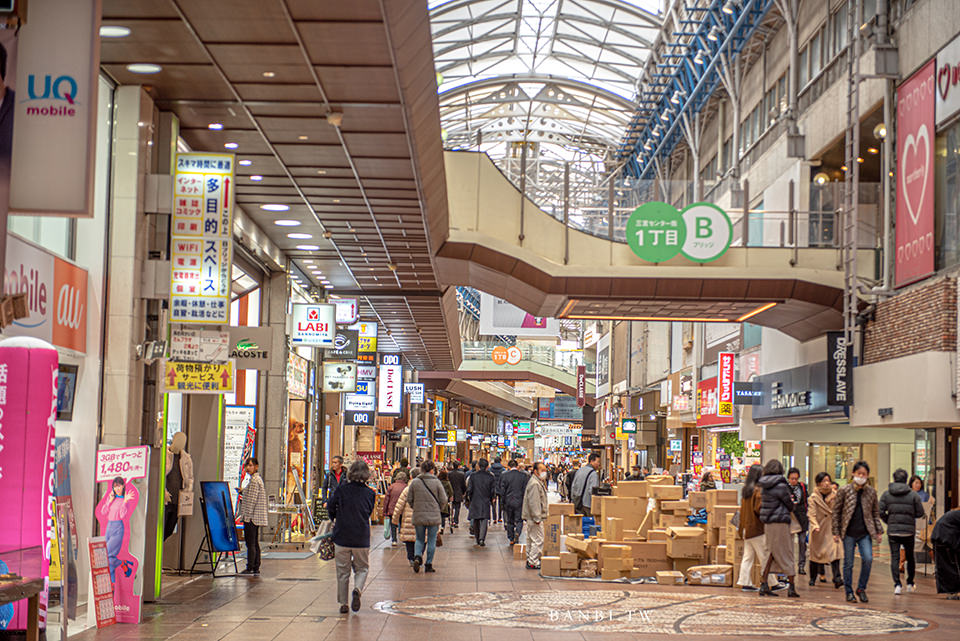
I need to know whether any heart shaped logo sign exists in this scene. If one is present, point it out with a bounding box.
[900,124,929,226]
[938,63,952,101]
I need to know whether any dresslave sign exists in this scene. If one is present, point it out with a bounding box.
[169,153,235,324]
[576,365,586,407]
[291,303,336,347]
[826,331,853,406]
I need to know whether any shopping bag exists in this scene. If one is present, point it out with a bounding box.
[436,529,443,547]
[316,535,335,561]
[383,517,392,540]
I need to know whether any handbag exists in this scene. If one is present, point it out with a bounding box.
[416,478,446,546]
[790,512,802,535]
[310,520,335,560]
[383,517,392,540]
[436,528,444,547]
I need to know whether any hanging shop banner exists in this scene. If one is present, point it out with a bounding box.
[343,393,375,412]
[291,303,336,347]
[88,537,116,628]
[169,153,235,324]
[3,232,89,353]
[626,201,733,263]
[355,380,374,395]
[826,331,854,406]
[751,361,846,423]
[478,293,559,337]
[94,445,151,624]
[733,380,763,405]
[696,376,734,428]
[162,360,236,394]
[895,60,936,288]
[226,326,273,370]
[0,338,57,632]
[538,395,583,421]
[331,297,359,325]
[576,365,586,407]
[223,405,256,512]
[936,32,960,125]
[168,326,228,362]
[404,382,424,404]
[515,420,534,438]
[322,361,356,393]
[324,328,358,360]
[447,430,457,446]
[356,364,377,380]
[344,410,374,426]
[514,381,554,398]
[10,0,100,217]
[349,321,378,362]
[596,333,611,398]
[717,352,735,417]
[377,360,403,416]
[287,352,308,398]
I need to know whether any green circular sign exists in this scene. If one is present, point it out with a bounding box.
[625,201,686,263]
[680,202,733,263]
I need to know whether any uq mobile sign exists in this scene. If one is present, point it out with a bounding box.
[626,201,733,263]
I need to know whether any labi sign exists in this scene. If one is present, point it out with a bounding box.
[626,201,733,263]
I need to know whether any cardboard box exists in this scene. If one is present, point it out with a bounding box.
[624,541,672,574]
[687,491,707,509]
[600,556,633,572]
[725,522,741,548]
[659,513,689,529]
[706,489,739,509]
[560,551,579,570]
[666,526,706,559]
[598,544,632,559]
[601,567,628,580]
[630,567,644,579]
[646,475,676,486]
[615,480,649,498]
[599,496,647,531]
[685,564,733,586]
[651,484,683,500]
[672,557,701,573]
[545,515,563,556]
[707,504,740,530]
[705,527,721,547]
[564,536,591,557]
[549,503,575,516]
[605,517,624,542]
[560,569,578,577]
[647,528,668,542]
[656,570,685,585]
[541,556,562,577]
[513,543,526,560]
[661,500,691,513]
[725,539,744,565]
[579,558,598,574]
[578,567,599,578]
[637,510,654,540]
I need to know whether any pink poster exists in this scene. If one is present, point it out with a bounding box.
[895,60,936,287]
[94,446,149,624]
[0,338,58,632]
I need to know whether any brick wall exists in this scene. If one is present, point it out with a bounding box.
[862,277,957,365]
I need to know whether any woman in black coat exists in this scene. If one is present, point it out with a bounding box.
[757,459,799,597]
[932,509,960,599]
[465,458,496,546]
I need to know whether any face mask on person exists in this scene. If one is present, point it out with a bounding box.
[539,472,548,480]
[852,475,867,486]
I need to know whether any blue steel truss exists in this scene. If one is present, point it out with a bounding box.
[617,0,775,179]
[455,286,515,345]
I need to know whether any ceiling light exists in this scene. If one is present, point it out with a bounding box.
[332,199,341,203]
[274,219,300,226]
[224,142,239,149]
[296,244,321,251]
[126,63,162,74]
[260,204,289,211]
[722,0,739,15]
[239,159,252,166]
[387,263,398,271]
[866,147,879,154]
[813,171,830,186]
[326,112,343,128]
[707,26,720,41]
[694,51,704,65]
[857,157,864,163]
[262,71,276,78]
[840,164,848,172]
[324,284,334,289]
[287,233,312,239]
[322,231,333,239]
[250,175,263,181]
[298,135,308,141]
[348,227,357,233]
[317,169,327,175]
[873,123,887,140]
[100,25,132,38]
[660,111,671,121]
[643,141,652,150]
[207,123,223,130]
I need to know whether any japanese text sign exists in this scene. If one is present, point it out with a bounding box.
[718,352,735,417]
[162,360,236,394]
[95,446,149,484]
[170,153,235,324]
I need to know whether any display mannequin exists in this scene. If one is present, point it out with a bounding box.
[164,432,195,540]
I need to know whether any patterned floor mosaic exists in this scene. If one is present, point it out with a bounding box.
[374,590,931,635]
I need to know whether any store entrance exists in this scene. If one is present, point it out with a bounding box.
[809,444,879,487]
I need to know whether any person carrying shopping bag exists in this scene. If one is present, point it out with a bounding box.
[327,460,376,615]
[407,460,448,573]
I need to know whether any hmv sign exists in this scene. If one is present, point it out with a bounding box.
[3,233,88,352]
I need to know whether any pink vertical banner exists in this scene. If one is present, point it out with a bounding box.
[0,337,58,632]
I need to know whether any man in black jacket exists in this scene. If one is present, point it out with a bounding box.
[499,460,529,544]
[879,468,926,594]
[787,467,809,575]
[321,456,347,505]
[466,458,496,546]
[447,462,467,530]
[489,457,506,522]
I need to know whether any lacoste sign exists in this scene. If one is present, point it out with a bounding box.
[626,201,733,263]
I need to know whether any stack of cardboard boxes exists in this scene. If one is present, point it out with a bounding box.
[538,480,742,587]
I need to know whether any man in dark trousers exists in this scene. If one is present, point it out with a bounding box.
[465,458,496,546]
[447,462,467,531]
[321,456,347,506]
[499,460,530,545]
[787,467,809,575]
[489,457,506,522]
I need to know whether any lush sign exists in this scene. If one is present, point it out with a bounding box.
[626,201,733,263]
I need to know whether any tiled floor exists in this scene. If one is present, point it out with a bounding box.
[70,522,958,640]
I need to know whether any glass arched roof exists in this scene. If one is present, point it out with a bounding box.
[430,0,663,168]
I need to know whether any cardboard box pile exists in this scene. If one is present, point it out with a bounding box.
[685,564,734,586]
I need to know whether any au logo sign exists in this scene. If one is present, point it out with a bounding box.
[626,201,733,263]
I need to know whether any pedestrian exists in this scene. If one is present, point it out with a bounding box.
[737,464,776,591]
[321,455,347,505]
[437,467,454,534]
[238,457,267,576]
[499,459,529,545]
[384,471,408,546]
[489,457,506,522]
[832,460,884,603]
[570,453,601,516]
[758,459,799,597]
[466,458,496,546]
[391,458,410,483]
[392,468,419,567]
[448,462,467,531]
[787,467,810,575]
[327,460,376,615]
[626,465,645,481]
[931,509,960,599]
[879,468,925,594]
[700,470,717,491]
[564,462,578,502]
[909,475,931,503]
[807,472,843,588]
[522,461,549,570]
[407,460,447,573]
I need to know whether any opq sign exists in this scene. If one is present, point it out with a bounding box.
[3,233,87,352]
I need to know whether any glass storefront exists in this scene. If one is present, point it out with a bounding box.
[810,443,879,487]
[935,118,960,269]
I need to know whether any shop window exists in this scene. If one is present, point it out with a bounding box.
[810,31,823,78]
[829,8,847,60]
[721,137,731,171]
[935,119,960,269]
[747,198,764,247]
[7,215,75,260]
[799,47,809,87]
[778,75,788,113]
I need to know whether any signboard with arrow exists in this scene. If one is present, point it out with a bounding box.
[162,359,236,394]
